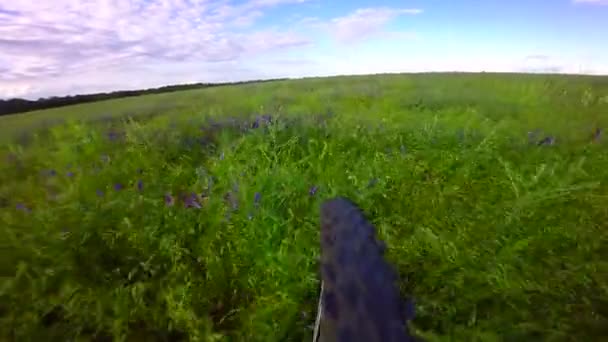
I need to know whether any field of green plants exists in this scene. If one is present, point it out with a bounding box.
[1,73,608,341]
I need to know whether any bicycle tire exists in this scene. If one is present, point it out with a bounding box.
[315,197,416,342]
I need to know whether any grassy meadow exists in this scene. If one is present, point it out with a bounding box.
[1,73,608,341]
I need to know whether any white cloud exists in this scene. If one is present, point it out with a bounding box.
[250,0,309,6]
[0,83,39,99]
[519,54,608,74]
[0,0,312,98]
[317,7,423,43]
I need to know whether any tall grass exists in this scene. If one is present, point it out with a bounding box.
[1,73,608,341]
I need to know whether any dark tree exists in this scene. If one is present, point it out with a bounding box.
[0,79,287,116]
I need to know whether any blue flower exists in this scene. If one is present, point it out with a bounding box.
[107,131,123,141]
[66,171,75,178]
[114,183,123,191]
[137,180,143,191]
[251,115,272,129]
[96,189,104,197]
[254,192,261,205]
[164,194,175,206]
[538,136,556,146]
[16,203,29,212]
[309,186,318,196]
[184,193,202,209]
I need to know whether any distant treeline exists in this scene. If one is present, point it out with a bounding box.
[0,78,287,116]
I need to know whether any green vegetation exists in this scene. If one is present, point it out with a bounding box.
[1,73,608,341]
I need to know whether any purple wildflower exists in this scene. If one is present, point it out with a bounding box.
[538,136,556,146]
[66,171,75,178]
[96,189,104,197]
[137,179,143,191]
[114,183,123,191]
[107,131,119,141]
[184,193,202,209]
[254,192,261,205]
[309,186,318,196]
[251,115,273,129]
[164,194,175,206]
[16,203,28,212]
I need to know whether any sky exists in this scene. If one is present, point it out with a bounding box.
[1,0,607,99]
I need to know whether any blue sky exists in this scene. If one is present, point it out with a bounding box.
[0,0,607,99]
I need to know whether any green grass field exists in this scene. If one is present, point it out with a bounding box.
[1,73,608,341]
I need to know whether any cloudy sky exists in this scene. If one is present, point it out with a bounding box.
[1,0,607,99]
